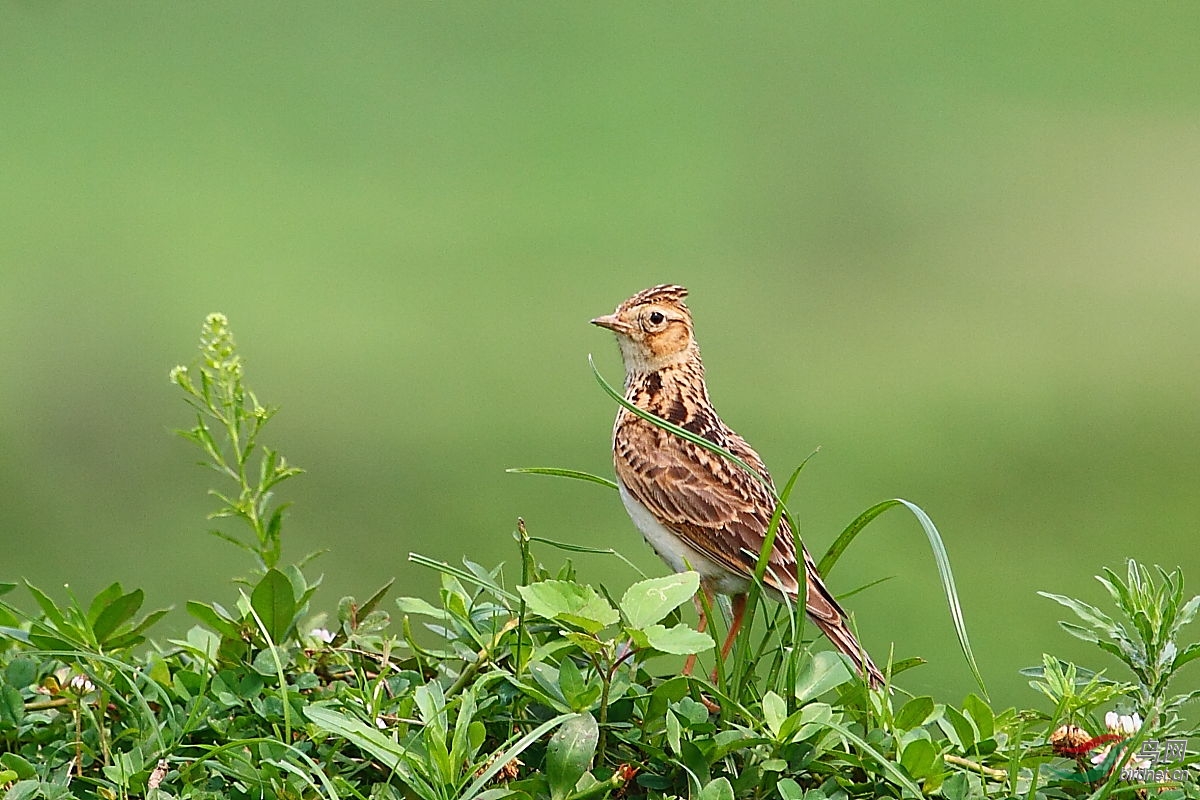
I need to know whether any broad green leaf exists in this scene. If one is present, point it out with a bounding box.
[86,582,125,624]
[250,568,296,644]
[699,777,734,800]
[1174,641,1200,670]
[794,650,852,702]
[4,780,40,800]
[942,772,970,800]
[937,704,978,749]
[894,696,935,730]
[776,778,804,800]
[640,623,713,655]
[762,691,787,739]
[545,713,598,800]
[557,658,593,710]
[961,693,994,739]
[0,686,24,727]
[92,589,145,642]
[620,572,699,629]
[779,701,833,743]
[901,737,938,779]
[518,581,618,634]
[4,658,36,689]
[186,601,241,639]
[105,607,170,649]
[1,752,36,780]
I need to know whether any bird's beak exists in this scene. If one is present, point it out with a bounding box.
[590,313,630,333]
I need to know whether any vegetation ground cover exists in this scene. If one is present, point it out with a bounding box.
[0,315,1196,800]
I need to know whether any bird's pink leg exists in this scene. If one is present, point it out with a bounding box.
[717,593,747,662]
[682,586,714,676]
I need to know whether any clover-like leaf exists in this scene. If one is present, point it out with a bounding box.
[637,623,713,656]
[620,571,699,629]
[519,581,619,634]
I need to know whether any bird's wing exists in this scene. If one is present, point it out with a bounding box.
[615,413,883,686]
[614,414,800,596]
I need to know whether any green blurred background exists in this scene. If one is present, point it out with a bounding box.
[3,4,1198,706]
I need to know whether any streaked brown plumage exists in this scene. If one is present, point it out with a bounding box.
[592,284,884,688]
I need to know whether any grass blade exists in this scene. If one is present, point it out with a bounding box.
[507,467,617,490]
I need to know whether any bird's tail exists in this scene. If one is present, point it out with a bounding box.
[808,606,886,689]
[797,551,886,689]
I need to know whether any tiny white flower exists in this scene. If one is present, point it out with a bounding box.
[310,627,335,644]
[68,674,96,696]
[376,716,388,729]
[1105,711,1141,736]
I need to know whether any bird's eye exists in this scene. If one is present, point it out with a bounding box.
[648,311,665,325]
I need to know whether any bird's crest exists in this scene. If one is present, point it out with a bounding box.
[619,284,689,312]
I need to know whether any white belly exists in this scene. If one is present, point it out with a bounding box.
[618,483,750,595]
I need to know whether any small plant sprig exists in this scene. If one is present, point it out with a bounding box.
[170,312,303,570]
[1040,560,1200,734]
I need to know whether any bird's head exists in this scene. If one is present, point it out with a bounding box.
[591,284,697,374]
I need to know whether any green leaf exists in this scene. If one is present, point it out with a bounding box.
[0,686,23,727]
[640,623,713,655]
[395,596,447,624]
[901,737,938,779]
[776,779,804,800]
[1038,591,1118,634]
[186,601,242,639]
[1173,641,1200,670]
[819,498,989,699]
[506,467,618,491]
[938,704,978,750]
[518,581,618,634]
[762,691,788,739]
[304,705,408,772]
[699,777,734,800]
[92,588,145,642]
[250,568,296,643]
[105,607,171,650]
[794,650,853,703]
[620,572,699,629]
[4,658,37,689]
[23,581,69,631]
[4,780,40,800]
[557,658,589,710]
[941,771,970,800]
[961,693,994,739]
[894,696,935,730]
[86,582,125,624]
[545,713,598,800]
[0,755,34,783]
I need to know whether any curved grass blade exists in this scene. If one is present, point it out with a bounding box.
[507,467,617,491]
[457,712,577,800]
[817,499,899,578]
[528,536,648,577]
[408,553,518,602]
[589,355,769,488]
[820,498,988,698]
[820,717,924,796]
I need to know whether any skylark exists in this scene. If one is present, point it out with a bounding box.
[592,284,884,688]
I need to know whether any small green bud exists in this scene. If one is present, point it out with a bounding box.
[169,364,193,391]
